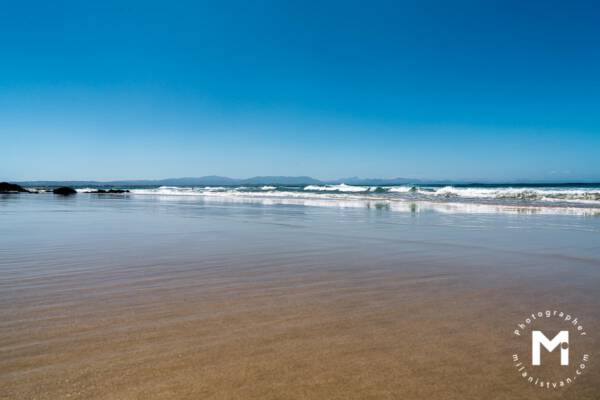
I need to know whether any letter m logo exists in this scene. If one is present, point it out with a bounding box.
[532,331,569,366]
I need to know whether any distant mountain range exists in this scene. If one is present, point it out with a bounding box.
[15,175,424,187]
[13,176,600,187]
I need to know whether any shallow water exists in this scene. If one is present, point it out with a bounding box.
[71,183,600,213]
[1,193,600,399]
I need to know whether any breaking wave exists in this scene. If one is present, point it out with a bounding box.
[304,184,372,192]
[430,186,600,203]
[71,183,600,214]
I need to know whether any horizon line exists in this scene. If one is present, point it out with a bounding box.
[8,176,600,186]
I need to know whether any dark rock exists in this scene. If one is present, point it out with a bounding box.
[53,186,77,195]
[0,182,29,193]
[92,189,129,194]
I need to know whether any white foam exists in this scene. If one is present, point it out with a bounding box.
[431,186,600,204]
[110,185,600,214]
[387,186,414,193]
[304,184,369,192]
[135,191,599,216]
[131,186,201,196]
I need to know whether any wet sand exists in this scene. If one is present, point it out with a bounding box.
[1,194,600,399]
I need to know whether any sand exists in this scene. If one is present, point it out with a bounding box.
[1,194,599,399]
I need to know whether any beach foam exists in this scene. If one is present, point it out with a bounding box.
[118,184,600,216]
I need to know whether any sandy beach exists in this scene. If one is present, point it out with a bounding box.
[3,0,599,397]
[1,194,599,399]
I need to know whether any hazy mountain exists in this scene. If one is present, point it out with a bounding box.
[13,176,600,188]
[241,176,321,185]
[330,177,422,185]
[154,176,238,186]
[16,176,323,187]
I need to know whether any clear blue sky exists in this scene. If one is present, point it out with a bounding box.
[1,0,599,181]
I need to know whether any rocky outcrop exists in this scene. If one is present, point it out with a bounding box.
[0,182,29,193]
[53,187,77,195]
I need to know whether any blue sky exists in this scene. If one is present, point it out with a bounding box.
[1,0,599,181]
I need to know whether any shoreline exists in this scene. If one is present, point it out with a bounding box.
[8,189,600,216]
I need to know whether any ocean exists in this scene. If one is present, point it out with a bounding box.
[65,183,600,216]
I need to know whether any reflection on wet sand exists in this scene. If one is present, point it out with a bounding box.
[139,192,600,216]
